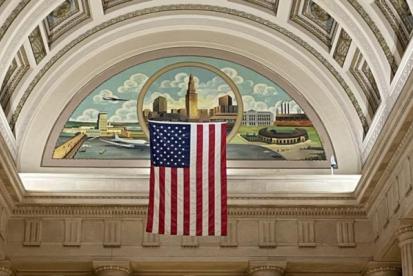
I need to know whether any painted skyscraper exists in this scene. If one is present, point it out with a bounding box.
[153,96,167,113]
[97,112,108,131]
[185,74,199,120]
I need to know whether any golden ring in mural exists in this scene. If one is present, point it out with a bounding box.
[137,62,244,143]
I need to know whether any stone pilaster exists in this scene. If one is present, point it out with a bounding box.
[397,225,413,276]
[248,261,285,276]
[93,261,130,276]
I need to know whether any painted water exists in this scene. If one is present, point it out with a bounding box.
[66,136,285,160]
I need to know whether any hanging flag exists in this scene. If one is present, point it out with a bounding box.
[146,120,227,236]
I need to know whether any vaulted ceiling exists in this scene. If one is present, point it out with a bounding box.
[0,0,412,199]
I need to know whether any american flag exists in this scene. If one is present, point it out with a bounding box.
[146,121,227,236]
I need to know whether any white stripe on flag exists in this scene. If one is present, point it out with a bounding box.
[202,125,209,235]
[153,166,160,234]
[189,124,197,236]
[177,168,184,235]
[164,167,171,234]
[215,125,221,235]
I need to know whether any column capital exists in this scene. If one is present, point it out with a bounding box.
[397,224,413,245]
[93,261,130,276]
[248,261,285,276]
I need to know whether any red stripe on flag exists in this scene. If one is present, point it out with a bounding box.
[146,165,155,232]
[221,124,228,236]
[171,167,177,235]
[183,167,190,235]
[159,166,165,234]
[196,124,203,236]
[208,124,215,235]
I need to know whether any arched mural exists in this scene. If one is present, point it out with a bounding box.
[51,56,326,161]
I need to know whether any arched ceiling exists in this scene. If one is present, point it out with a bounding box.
[0,0,412,194]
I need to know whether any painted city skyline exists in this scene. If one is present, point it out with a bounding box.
[53,56,326,161]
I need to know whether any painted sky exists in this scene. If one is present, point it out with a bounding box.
[69,56,303,123]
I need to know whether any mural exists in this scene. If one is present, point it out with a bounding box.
[52,56,326,161]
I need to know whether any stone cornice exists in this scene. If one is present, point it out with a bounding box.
[11,205,367,218]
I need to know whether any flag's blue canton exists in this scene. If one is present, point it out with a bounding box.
[149,122,191,168]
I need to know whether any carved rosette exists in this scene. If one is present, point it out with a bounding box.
[94,265,130,276]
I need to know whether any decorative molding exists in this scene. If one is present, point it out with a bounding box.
[9,4,368,134]
[333,28,351,67]
[397,224,413,236]
[361,104,388,162]
[63,218,81,246]
[23,218,41,246]
[336,220,356,247]
[103,219,121,247]
[0,46,30,115]
[12,205,367,217]
[258,220,276,248]
[0,112,16,160]
[43,0,91,46]
[28,26,47,64]
[375,0,412,52]
[368,106,413,199]
[358,79,413,206]
[240,0,279,15]
[361,51,413,162]
[347,0,398,76]
[290,0,338,49]
[298,220,316,247]
[220,220,238,247]
[102,0,133,11]
[181,236,199,248]
[350,48,381,121]
[0,0,31,41]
